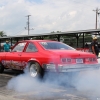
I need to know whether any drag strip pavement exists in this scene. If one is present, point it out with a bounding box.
[0,70,24,100]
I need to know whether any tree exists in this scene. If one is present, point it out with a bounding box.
[0,31,6,37]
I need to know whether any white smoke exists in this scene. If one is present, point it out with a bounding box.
[6,59,100,99]
[72,70,100,92]
[7,70,61,93]
[71,58,100,98]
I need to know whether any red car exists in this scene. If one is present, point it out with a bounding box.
[0,40,99,78]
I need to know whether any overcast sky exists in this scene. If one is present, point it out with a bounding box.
[0,0,100,36]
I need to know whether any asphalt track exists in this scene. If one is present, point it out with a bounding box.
[0,69,99,100]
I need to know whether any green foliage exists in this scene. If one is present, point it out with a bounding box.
[0,31,6,37]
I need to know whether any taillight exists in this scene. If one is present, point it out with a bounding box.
[89,58,92,62]
[61,58,71,63]
[85,58,97,62]
[85,58,90,62]
[92,58,97,61]
[66,58,71,62]
[61,58,66,63]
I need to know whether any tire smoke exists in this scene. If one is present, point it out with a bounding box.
[6,59,100,99]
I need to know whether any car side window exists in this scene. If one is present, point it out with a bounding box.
[12,42,26,52]
[26,43,38,52]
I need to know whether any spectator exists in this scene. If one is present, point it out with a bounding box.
[85,43,89,48]
[91,37,99,58]
[3,40,11,52]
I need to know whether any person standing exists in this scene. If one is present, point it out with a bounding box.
[91,37,99,58]
[84,42,89,48]
[3,40,11,52]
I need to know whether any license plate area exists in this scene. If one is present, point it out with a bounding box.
[76,58,83,64]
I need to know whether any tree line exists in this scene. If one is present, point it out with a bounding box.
[0,31,6,37]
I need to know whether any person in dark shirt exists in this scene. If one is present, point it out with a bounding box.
[91,37,99,58]
[84,42,89,48]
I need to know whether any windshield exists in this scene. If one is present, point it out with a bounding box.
[40,41,75,50]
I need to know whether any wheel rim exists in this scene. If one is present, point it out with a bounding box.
[29,64,37,77]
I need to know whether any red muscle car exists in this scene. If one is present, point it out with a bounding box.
[0,40,99,78]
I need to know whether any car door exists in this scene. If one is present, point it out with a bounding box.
[0,52,12,69]
[20,42,39,69]
[9,42,27,70]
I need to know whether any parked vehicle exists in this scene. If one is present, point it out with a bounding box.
[0,40,99,78]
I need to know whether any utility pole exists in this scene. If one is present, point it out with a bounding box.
[93,8,100,29]
[98,11,100,28]
[25,15,34,35]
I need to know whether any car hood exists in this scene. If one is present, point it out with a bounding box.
[47,50,95,58]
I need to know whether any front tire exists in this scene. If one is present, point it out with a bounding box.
[29,62,44,78]
[0,63,4,73]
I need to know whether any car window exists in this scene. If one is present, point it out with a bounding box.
[25,43,38,52]
[12,42,26,52]
[40,42,75,50]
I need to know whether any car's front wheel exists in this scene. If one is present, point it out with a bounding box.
[29,62,44,78]
[0,63,4,73]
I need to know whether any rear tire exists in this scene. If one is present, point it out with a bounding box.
[29,62,44,79]
[0,63,4,73]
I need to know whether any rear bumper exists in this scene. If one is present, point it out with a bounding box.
[45,64,100,72]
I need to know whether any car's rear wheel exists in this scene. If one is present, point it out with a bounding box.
[29,62,44,78]
[0,63,4,73]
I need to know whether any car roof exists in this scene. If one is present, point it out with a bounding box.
[19,40,57,42]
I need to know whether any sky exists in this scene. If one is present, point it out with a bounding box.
[0,0,100,36]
